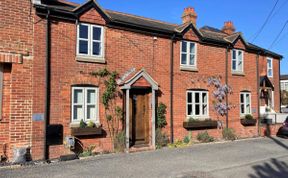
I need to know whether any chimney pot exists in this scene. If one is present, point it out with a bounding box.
[182,7,197,25]
[222,21,236,35]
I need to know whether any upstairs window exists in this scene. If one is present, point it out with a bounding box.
[232,49,244,73]
[187,90,208,117]
[267,58,273,77]
[240,92,251,115]
[72,87,99,123]
[181,41,197,67]
[77,23,104,57]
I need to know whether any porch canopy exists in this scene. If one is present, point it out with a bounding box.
[260,75,274,91]
[119,69,158,151]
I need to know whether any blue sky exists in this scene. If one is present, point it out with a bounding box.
[72,0,287,74]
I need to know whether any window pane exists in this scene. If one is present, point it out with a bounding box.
[187,92,192,103]
[195,92,200,103]
[181,54,187,65]
[87,105,96,120]
[232,50,236,59]
[87,90,96,104]
[187,104,193,115]
[238,60,243,71]
[182,42,187,52]
[246,94,250,104]
[73,105,83,120]
[240,94,244,103]
[238,51,243,60]
[93,27,102,41]
[232,60,236,70]
[246,104,250,114]
[79,40,88,54]
[240,104,245,114]
[202,93,207,103]
[195,104,200,115]
[79,25,88,39]
[189,54,195,66]
[74,89,83,103]
[202,104,207,115]
[93,42,101,55]
[268,69,272,76]
[190,43,195,53]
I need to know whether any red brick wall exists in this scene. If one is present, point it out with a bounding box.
[0,0,34,160]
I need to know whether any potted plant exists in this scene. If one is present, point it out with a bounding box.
[183,118,218,130]
[71,120,102,136]
[240,114,257,126]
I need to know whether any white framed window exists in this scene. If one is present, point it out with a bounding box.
[77,23,104,57]
[72,87,99,123]
[187,90,208,117]
[181,41,197,67]
[240,92,251,115]
[267,57,273,77]
[231,49,244,73]
[281,81,288,91]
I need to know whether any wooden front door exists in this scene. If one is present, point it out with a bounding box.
[129,89,149,146]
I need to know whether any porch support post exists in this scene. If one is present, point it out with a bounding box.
[125,89,130,152]
[152,89,156,148]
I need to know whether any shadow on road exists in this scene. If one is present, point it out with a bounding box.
[248,158,288,178]
[268,136,288,150]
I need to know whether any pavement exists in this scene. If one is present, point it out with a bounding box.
[1,136,288,178]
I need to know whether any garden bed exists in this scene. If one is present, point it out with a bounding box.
[71,127,102,136]
[183,120,218,130]
[240,119,257,126]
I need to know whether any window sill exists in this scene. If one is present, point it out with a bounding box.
[180,66,198,72]
[76,56,106,64]
[232,71,245,76]
[186,116,210,121]
[69,121,100,128]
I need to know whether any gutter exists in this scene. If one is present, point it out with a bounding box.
[44,10,51,161]
[170,34,176,143]
[256,52,260,136]
[225,46,229,128]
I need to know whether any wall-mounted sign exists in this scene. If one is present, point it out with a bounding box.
[32,113,44,121]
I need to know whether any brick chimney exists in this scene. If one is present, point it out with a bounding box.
[222,21,235,35]
[182,7,197,25]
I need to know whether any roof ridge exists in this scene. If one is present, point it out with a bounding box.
[105,9,179,27]
[200,28,227,36]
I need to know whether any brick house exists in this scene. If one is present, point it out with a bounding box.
[0,0,283,161]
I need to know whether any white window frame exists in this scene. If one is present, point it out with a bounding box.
[180,41,197,67]
[240,92,251,115]
[71,87,99,123]
[281,81,288,91]
[267,57,273,78]
[186,90,209,118]
[77,23,104,58]
[231,49,244,73]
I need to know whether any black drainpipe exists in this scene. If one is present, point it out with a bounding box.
[279,59,281,113]
[256,52,260,136]
[225,46,229,128]
[170,34,175,143]
[44,10,51,161]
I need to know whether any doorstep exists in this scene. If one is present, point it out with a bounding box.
[129,145,155,153]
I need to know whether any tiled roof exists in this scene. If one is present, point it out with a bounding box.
[37,0,282,58]
[281,75,288,80]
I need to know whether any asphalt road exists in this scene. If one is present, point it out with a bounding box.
[1,137,288,178]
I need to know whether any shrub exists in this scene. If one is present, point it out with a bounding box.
[197,131,214,143]
[87,120,95,128]
[114,131,126,152]
[79,145,96,157]
[245,114,254,120]
[157,103,167,129]
[155,128,169,149]
[80,119,86,128]
[183,136,190,144]
[222,128,237,141]
[168,139,186,148]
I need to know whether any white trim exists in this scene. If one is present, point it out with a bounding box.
[240,92,252,116]
[180,41,197,68]
[267,57,273,78]
[77,23,105,58]
[71,86,99,124]
[231,49,244,73]
[186,90,209,118]
[280,80,288,91]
